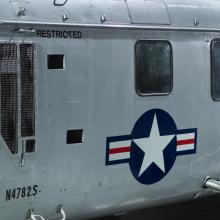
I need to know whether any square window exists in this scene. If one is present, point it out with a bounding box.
[66,129,83,144]
[47,54,64,69]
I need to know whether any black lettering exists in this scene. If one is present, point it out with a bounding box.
[27,186,32,197]
[17,187,21,199]
[68,31,72,38]
[77,31,82,39]
[37,30,42,37]
[21,187,26,198]
[37,29,82,39]
[6,189,11,201]
[41,30,47,38]
[6,185,39,201]
[56,31,61,38]
[12,189,16,199]
[47,30,51,38]
[33,185,38,196]
[72,31,78,38]
[51,30,56,38]
[63,31,68,38]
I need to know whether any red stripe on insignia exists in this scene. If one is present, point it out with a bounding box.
[177,139,195,146]
[109,146,131,154]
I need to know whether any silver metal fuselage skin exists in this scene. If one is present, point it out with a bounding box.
[0,0,220,219]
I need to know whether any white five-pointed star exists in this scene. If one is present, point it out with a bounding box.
[133,114,175,177]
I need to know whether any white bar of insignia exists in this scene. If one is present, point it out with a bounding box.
[109,152,130,161]
[176,144,195,151]
[177,133,195,141]
[109,140,131,149]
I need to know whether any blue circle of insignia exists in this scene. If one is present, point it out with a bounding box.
[129,109,177,185]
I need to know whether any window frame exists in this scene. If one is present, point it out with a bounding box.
[210,39,220,101]
[135,39,173,96]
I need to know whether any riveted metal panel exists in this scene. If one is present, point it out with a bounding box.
[108,0,131,24]
[0,0,131,25]
[0,0,220,28]
[126,0,148,24]
[212,0,220,29]
[145,0,170,25]
[126,0,170,24]
[165,0,213,27]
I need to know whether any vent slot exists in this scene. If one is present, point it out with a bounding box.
[20,44,35,137]
[0,44,18,154]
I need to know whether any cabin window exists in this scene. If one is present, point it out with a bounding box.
[47,54,64,69]
[211,40,220,101]
[135,40,172,96]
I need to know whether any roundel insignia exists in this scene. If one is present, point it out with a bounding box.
[105,109,197,185]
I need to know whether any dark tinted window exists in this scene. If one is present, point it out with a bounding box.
[26,139,35,153]
[211,40,220,101]
[66,129,83,144]
[135,40,172,95]
[48,54,64,69]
